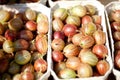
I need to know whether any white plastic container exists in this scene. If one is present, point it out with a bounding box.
[50,1,113,80]
[48,0,97,7]
[105,1,120,80]
[0,3,51,80]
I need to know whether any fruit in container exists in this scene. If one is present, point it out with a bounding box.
[54,61,66,74]
[3,40,14,54]
[34,58,47,73]
[21,63,34,73]
[8,17,23,31]
[85,4,97,15]
[79,35,95,48]
[96,60,110,75]
[52,50,64,62]
[34,71,44,80]
[58,68,76,79]
[52,3,110,79]
[92,15,101,25]
[5,29,17,41]
[82,22,97,35]
[79,49,98,66]
[62,24,77,37]
[72,33,85,46]
[66,15,81,27]
[77,63,93,78]
[92,44,108,59]
[14,39,29,51]
[35,33,47,41]
[0,10,11,22]
[37,20,49,34]
[63,43,79,58]
[19,30,34,41]
[35,36,48,54]
[13,73,22,80]
[15,50,31,65]
[113,31,120,41]
[25,20,37,31]
[93,29,106,45]
[69,5,87,17]
[0,7,49,80]
[52,18,64,31]
[31,51,43,62]
[53,31,65,40]
[23,8,37,21]
[14,13,23,19]
[21,71,34,80]
[66,56,81,70]
[36,13,48,23]
[82,15,93,24]
[53,8,68,21]
[111,21,120,31]
[51,38,65,51]
[110,10,120,22]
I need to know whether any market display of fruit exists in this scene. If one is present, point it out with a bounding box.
[0,0,119,80]
[0,3,50,80]
[51,1,112,80]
